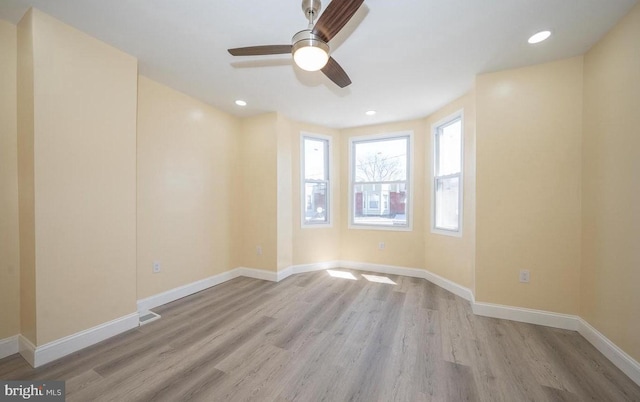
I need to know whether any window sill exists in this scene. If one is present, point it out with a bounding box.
[431,227,462,237]
[301,223,333,229]
[349,223,412,232]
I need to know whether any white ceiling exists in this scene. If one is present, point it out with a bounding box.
[0,0,636,128]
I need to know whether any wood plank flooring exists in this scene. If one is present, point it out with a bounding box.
[1,269,639,401]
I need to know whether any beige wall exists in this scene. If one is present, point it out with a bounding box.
[475,57,583,314]
[0,20,20,340]
[17,10,36,344]
[136,76,241,299]
[238,114,342,271]
[239,114,278,271]
[339,120,426,269]
[424,92,476,289]
[581,2,640,362]
[19,9,138,345]
[276,116,294,272]
[288,119,341,266]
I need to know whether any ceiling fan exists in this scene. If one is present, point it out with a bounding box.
[227,0,364,88]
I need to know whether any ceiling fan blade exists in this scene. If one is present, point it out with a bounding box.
[312,0,364,43]
[321,57,352,88]
[228,45,292,56]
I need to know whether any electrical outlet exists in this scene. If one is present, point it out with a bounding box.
[378,242,385,250]
[256,246,262,256]
[519,269,530,283]
[153,261,161,273]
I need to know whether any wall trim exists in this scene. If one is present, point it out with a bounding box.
[578,318,640,387]
[472,302,580,331]
[0,335,19,360]
[137,269,243,312]
[336,260,475,302]
[137,268,279,314]
[338,260,426,278]
[285,260,474,301]
[281,260,341,281]
[18,335,36,367]
[421,267,475,302]
[235,267,279,282]
[21,313,139,368]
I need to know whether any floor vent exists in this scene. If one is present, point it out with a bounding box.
[139,311,161,326]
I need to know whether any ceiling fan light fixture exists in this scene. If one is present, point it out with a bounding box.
[292,30,329,71]
[293,44,329,71]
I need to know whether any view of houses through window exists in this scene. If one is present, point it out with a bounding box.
[302,135,330,226]
[351,134,410,228]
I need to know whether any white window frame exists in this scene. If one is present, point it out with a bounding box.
[348,131,414,231]
[301,133,332,228]
[431,110,464,237]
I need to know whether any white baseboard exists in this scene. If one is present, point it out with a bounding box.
[18,335,35,367]
[287,260,474,302]
[578,318,640,387]
[472,302,580,331]
[282,260,341,281]
[421,268,475,302]
[137,269,244,312]
[470,303,640,387]
[336,260,475,302]
[277,267,293,281]
[338,260,426,278]
[278,260,345,281]
[0,335,19,359]
[235,267,278,282]
[20,313,139,368]
[137,267,278,314]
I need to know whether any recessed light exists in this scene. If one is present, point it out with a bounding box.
[528,30,551,44]
[365,110,376,116]
[235,100,247,106]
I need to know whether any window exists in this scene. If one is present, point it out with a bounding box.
[432,112,463,235]
[350,132,412,229]
[301,134,331,226]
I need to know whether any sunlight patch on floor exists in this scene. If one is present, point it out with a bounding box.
[327,270,357,280]
[362,274,396,285]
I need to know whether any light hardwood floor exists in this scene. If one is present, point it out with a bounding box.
[1,269,639,401]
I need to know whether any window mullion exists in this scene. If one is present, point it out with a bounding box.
[435,172,460,181]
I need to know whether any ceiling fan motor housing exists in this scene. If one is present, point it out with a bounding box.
[291,29,329,55]
[301,0,322,20]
